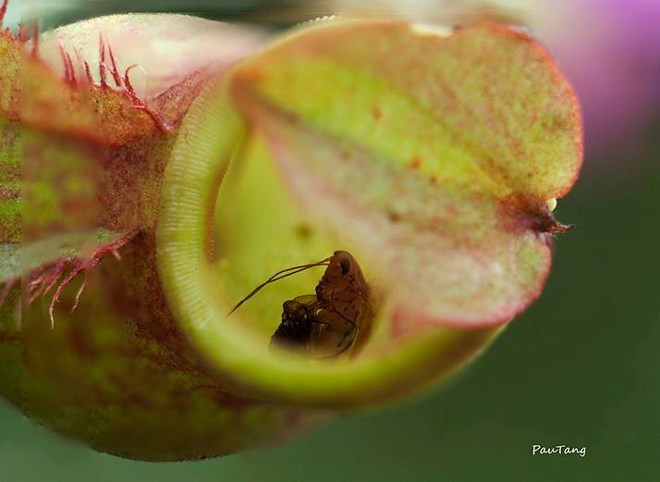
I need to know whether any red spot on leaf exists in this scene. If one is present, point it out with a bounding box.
[408,156,422,170]
[387,210,401,223]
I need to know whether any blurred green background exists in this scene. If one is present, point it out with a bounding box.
[2,1,658,481]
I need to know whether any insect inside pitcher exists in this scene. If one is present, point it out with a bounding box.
[228,251,372,358]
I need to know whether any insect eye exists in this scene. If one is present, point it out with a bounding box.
[339,257,351,274]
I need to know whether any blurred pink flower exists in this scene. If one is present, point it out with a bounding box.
[532,0,660,162]
[332,0,660,163]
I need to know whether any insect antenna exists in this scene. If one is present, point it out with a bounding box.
[228,257,331,316]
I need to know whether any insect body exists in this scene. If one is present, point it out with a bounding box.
[229,251,371,358]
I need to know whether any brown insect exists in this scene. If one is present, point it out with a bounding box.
[229,251,372,358]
